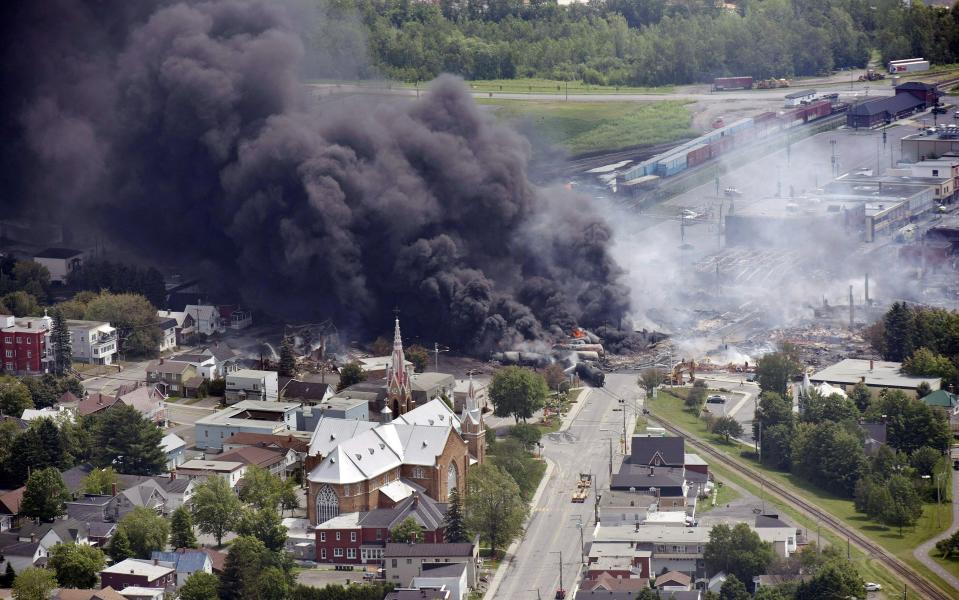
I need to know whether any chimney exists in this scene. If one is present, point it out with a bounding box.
[648,466,654,476]
[170,470,176,480]
[869,359,874,371]
[412,493,419,508]
[111,482,117,496]
[153,558,159,566]
[634,521,640,532]
[849,284,855,326]
[27,322,31,329]
[160,358,164,365]
[30,533,35,543]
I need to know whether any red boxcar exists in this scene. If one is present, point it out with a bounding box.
[686,144,712,168]
[713,76,754,91]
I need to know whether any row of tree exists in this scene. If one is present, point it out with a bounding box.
[871,302,959,391]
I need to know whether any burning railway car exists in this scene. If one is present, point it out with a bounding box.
[575,362,606,387]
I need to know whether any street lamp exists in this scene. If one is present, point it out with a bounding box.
[550,551,564,599]
[571,516,585,564]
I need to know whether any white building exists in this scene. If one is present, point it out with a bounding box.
[225,369,279,404]
[193,399,300,450]
[183,305,225,337]
[784,89,816,107]
[32,248,83,283]
[176,459,246,488]
[67,320,117,365]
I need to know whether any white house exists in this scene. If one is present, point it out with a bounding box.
[158,317,178,353]
[784,89,816,107]
[183,305,225,336]
[67,320,117,365]
[176,459,246,489]
[225,369,279,404]
[32,248,83,283]
[20,405,75,425]
[161,433,188,470]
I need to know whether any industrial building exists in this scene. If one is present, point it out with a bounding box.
[810,358,940,398]
[901,129,959,163]
[846,81,938,128]
[723,197,865,247]
[194,399,299,450]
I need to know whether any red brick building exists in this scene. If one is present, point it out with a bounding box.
[99,558,175,590]
[0,315,51,375]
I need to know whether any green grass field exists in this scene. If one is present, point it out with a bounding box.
[697,479,742,514]
[650,388,956,593]
[479,99,695,156]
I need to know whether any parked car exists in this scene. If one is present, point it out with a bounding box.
[865,582,882,592]
[706,395,727,404]
[724,187,742,197]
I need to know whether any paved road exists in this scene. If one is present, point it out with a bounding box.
[695,374,760,444]
[913,466,959,591]
[491,373,642,600]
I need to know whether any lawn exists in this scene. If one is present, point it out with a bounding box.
[697,479,742,514]
[535,387,584,435]
[649,388,957,594]
[479,99,696,156]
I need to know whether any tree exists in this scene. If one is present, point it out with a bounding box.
[50,309,72,376]
[280,480,300,516]
[712,416,743,443]
[464,464,527,557]
[179,572,220,600]
[83,291,161,357]
[20,374,83,410]
[718,574,750,600]
[854,475,893,522]
[91,404,166,474]
[0,562,15,588]
[936,530,959,559]
[508,422,542,449]
[864,390,950,453]
[686,384,707,410]
[756,347,801,397]
[543,363,567,391]
[10,262,50,301]
[489,366,548,423]
[370,337,392,356]
[116,507,170,558]
[444,488,468,543]
[881,301,916,361]
[107,528,134,562]
[220,536,276,600]
[336,362,366,391]
[761,424,794,470]
[255,567,292,600]
[882,473,923,535]
[790,422,866,495]
[0,378,33,418]
[21,467,69,521]
[236,507,287,552]
[794,560,864,600]
[170,506,198,549]
[81,467,118,495]
[390,516,423,543]
[753,588,791,600]
[903,347,956,381]
[238,465,282,510]
[48,542,106,588]
[488,438,540,500]
[192,475,241,546]
[849,382,872,412]
[1,291,39,318]
[278,336,296,377]
[801,392,859,425]
[407,345,430,373]
[11,568,57,600]
[911,446,941,477]
[638,368,664,396]
[704,523,775,586]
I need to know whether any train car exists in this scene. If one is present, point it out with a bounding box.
[803,100,832,122]
[685,143,712,168]
[575,362,606,387]
[753,112,782,137]
[713,76,754,91]
[655,150,688,177]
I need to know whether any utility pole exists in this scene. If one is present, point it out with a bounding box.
[608,439,613,477]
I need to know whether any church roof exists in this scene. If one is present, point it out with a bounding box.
[395,398,461,433]
[308,417,378,457]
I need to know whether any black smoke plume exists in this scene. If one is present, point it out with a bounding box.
[0,0,631,352]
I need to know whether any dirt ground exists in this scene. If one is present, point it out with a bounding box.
[688,96,787,132]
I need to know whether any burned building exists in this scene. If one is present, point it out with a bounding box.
[723,197,865,247]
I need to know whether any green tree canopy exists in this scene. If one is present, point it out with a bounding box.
[81,467,119,495]
[48,543,106,589]
[444,488,468,543]
[864,390,950,453]
[236,507,287,553]
[91,403,166,474]
[237,465,282,510]
[718,574,750,600]
[489,366,548,423]
[910,446,941,477]
[712,416,743,443]
[638,368,665,396]
[50,309,72,376]
[21,467,70,521]
[794,560,865,600]
[465,464,527,557]
[179,571,221,600]
[704,522,775,586]
[107,528,134,563]
[0,378,33,418]
[882,473,923,535]
[116,507,170,558]
[790,421,866,495]
[407,344,430,373]
[756,346,801,397]
[170,505,198,549]
[219,536,290,600]
[12,568,57,600]
[488,437,541,500]
[390,516,423,543]
[279,336,297,378]
[192,475,242,546]
[1,292,39,318]
[336,362,366,392]
[800,392,859,425]
[83,291,161,357]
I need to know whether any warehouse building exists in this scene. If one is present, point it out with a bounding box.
[724,197,865,247]
[846,93,926,128]
[810,359,940,398]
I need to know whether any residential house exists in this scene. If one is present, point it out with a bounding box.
[921,389,959,415]
[224,369,279,404]
[0,314,52,374]
[591,524,711,577]
[655,571,692,592]
[116,588,164,600]
[200,344,239,378]
[384,542,477,588]
[283,517,316,559]
[0,539,48,575]
[100,559,175,591]
[218,446,287,480]
[608,436,708,511]
[176,459,246,489]
[222,432,309,478]
[157,318,178,353]
[182,305,225,337]
[156,311,195,346]
[409,373,455,407]
[810,358,940,398]
[296,398,369,431]
[108,480,168,519]
[33,248,83,283]
[18,519,89,548]
[21,405,75,425]
[753,514,799,558]
[384,589,450,600]
[412,563,468,600]
[77,392,122,418]
[66,494,114,524]
[578,572,650,594]
[193,400,300,450]
[218,306,252,330]
[67,320,117,365]
[161,434,188,470]
[117,384,167,424]
[86,522,117,548]
[145,359,198,398]
[53,587,126,600]
[157,477,196,512]
[314,492,448,564]
[0,487,24,531]
[453,378,488,413]
[168,353,216,380]
[282,380,334,405]
[150,550,212,587]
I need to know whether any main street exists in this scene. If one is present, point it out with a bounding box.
[491,373,642,600]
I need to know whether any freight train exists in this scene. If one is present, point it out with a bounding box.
[574,362,606,387]
[621,100,844,185]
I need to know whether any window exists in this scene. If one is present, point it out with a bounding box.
[26,338,31,344]
[350,532,357,542]
[376,529,382,540]
[316,484,339,523]
[3,337,10,343]
[447,463,458,497]
[391,559,397,568]
[4,351,11,358]
[933,169,940,176]
[15,337,20,344]
[335,531,341,541]
[3,363,11,371]
[26,351,31,359]
[347,548,356,559]
[412,466,425,479]
[406,559,412,565]
[320,532,326,542]
[320,548,327,559]
[334,548,344,557]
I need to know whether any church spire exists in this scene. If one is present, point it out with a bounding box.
[386,316,413,415]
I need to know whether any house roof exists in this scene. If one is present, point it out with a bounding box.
[755,514,791,529]
[217,446,285,468]
[87,522,116,538]
[359,490,447,531]
[308,417,379,457]
[34,247,83,259]
[178,459,245,473]
[896,81,937,91]
[102,558,174,579]
[283,380,332,401]
[384,590,449,600]
[58,391,80,405]
[54,587,126,600]
[119,480,167,507]
[785,89,816,99]
[417,561,467,579]
[120,385,166,414]
[1,541,40,557]
[581,572,650,592]
[0,486,24,514]
[629,436,684,466]
[146,360,193,375]
[202,344,236,362]
[811,358,940,389]
[611,465,686,491]
[655,571,692,587]
[186,547,226,572]
[77,393,121,417]
[848,94,925,117]
[861,421,887,445]
[160,433,187,454]
[225,432,309,453]
[150,550,210,573]
[394,398,461,433]
[922,389,958,408]
[0,415,28,430]
[409,372,454,392]
[384,542,474,558]
[157,318,178,331]
[19,519,88,543]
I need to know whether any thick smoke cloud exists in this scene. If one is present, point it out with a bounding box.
[0,0,630,352]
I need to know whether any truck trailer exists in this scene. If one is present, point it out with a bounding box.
[888,58,930,74]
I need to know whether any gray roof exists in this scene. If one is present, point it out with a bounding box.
[629,436,684,466]
[87,522,116,538]
[861,421,887,445]
[283,380,331,401]
[34,248,82,259]
[359,490,446,531]
[811,359,940,389]
[157,318,178,330]
[611,465,685,491]
[418,562,467,578]
[410,372,454,392]
[785,89,816,98]
[384,542,474,558]
[18,519,88,543]
[1,540,40,556]
[385,590,449,600]
[151,550,209,573]
[848,93,924,117]
[755,514,790,529]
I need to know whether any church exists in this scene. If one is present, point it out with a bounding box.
[306,319,486,525]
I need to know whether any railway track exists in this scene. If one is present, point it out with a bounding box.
[650,413,953,600]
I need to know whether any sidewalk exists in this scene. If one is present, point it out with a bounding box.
[913,468,959,592]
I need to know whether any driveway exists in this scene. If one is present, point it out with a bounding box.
[913,466,959,592]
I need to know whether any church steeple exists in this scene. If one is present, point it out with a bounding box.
[460,371,485,464]
[386,317,413,415]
